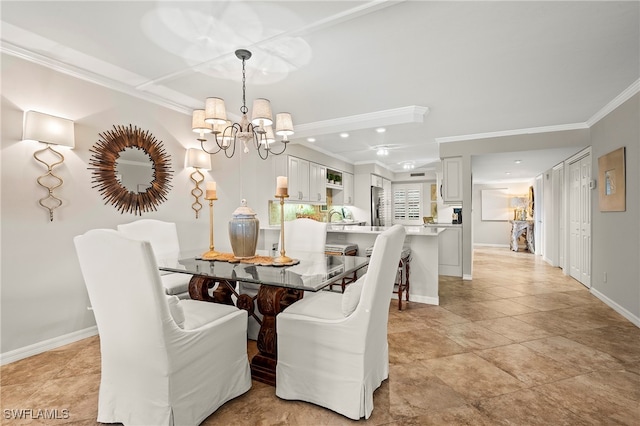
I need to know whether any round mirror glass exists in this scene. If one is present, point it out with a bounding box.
[115,147,154,193]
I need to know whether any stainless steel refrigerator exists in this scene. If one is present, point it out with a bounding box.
[371,185,391,226]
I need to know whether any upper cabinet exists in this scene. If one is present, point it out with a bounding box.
[442,157,463,204]
[341,172,354,205]
[309,162,327,204]
[288,156,310,202]
[371,174,384,188]
[328,169,354,206]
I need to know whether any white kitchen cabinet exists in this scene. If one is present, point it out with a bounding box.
[309,162,327,204]
[371,174,383,188]
[288,156,309,201]
[442,157,463,204]
[342,172,354,205]
[332,171,354,205]
[438,226,462,276]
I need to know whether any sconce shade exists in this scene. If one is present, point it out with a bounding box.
[275,112,294,136]
[251,98,273,126]
[205,97,228,124]
[186,148,212,170]
[192,109,212,134]
[23,110,75,147]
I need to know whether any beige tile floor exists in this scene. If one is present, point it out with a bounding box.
[2,247,639,425]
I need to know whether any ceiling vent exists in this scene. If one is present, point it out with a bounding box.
[410,172,425,177]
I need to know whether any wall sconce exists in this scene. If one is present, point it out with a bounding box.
[23,110,75,221]
[185,148,212,218]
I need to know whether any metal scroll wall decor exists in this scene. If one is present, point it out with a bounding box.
[89,125,173,215]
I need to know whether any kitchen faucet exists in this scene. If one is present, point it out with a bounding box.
[328,209,343,223]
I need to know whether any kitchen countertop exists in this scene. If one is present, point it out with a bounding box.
[327,225,445,236]
[262,224,449,235]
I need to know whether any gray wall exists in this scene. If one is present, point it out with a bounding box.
[473,182,533,247]
[0,53,359,357]
[590,93,639,321]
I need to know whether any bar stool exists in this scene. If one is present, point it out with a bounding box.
[395,248,411,310]
[327,243,358,292]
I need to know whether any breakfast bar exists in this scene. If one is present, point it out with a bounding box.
[261,225,444,305]
[328,225,443,305]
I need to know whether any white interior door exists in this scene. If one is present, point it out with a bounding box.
[580,156,592,287]
[568,151,591,287]
[535,175,543,256]
[552,164,565,269]
[569,160,581,280]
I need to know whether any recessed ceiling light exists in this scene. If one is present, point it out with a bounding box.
[376,128,386,133]
[340,133,349,138]
[376,147,389,156]
[514,160,521,164]
[402,162,415,170]
[506,172,511,175]
[307,137,316,142]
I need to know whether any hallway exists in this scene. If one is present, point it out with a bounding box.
[1,247,638,424]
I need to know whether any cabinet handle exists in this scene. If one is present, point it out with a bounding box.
[440,184,443,197]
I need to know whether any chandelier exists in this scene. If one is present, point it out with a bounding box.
[192,49,294,160]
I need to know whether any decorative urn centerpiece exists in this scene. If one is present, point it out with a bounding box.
[229,199,259,259]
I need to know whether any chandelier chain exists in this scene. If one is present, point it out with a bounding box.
[240,57,248,115]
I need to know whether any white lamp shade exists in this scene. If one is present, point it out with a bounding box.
[23,110,75,147]
[265,126,275,144]
[275,112,294,136]
[251,98,273,126]
[185,148,212,170]
[192,109,212,134]
[205,97,228,124]
[212,119,231,134]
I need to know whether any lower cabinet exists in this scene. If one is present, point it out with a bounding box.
[438,227,462,277]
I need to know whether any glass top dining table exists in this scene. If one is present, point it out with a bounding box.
[159,250,370,292]
[158,250,370,386]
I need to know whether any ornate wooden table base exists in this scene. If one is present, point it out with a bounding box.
[188,275,302,386]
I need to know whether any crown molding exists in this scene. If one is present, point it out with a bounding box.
[586,78,640,127]
[293,106,429,139]
[435,122,589,144]
[436,79,640,144]
[1,41,193,116]
[296,142,354,164]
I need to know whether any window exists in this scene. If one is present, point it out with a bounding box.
[392,183,423,225]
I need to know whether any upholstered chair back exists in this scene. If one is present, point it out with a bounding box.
[280,218,328,253]
[117,219,180,267]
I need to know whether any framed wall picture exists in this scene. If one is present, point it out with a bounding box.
[598,147,626,212]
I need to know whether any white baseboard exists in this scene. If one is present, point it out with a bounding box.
[0,326,98,366]
[473,243,510,248]
[463,274,473,280]
[590,288,640,328]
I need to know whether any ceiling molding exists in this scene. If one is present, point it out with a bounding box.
[296,142,354,165]
[435,122,589,144]
[586,78,640,127]
[293,106,429,139]
[1,40,193,116]
[437,79,640,145]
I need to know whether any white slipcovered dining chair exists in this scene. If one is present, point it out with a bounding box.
[275,225,406,420]
[117,219,192,299]
[240,218,328,339]
[74,229,251,426]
